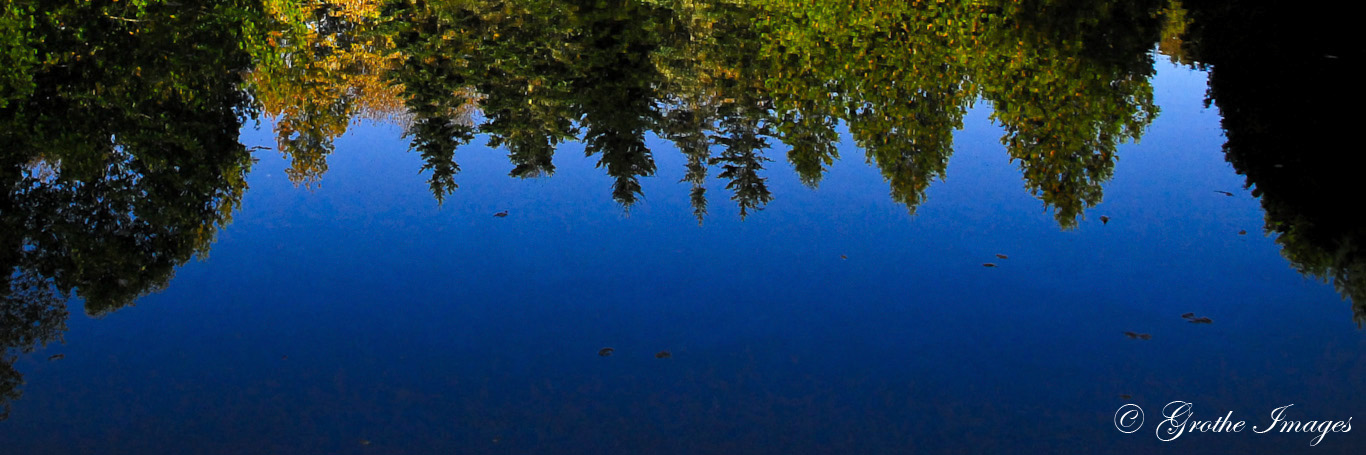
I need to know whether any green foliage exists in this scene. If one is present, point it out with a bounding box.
[1,2,40,109]
[240,0,1165,222]
[1,0,264,416]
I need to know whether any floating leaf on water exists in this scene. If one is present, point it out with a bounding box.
[995,254,1008,259]
[840,255,847,260]
[1238,230,1246,235]
[494,211,508,218]
[983,263,997,267]
[655,351,672,359]
[1138,333,1152,340]
[1123,331,1139,339]
[1120,394,1132,400]
[48,354,64,361]
[1181,312,1195,319]
[1100,215,1110,224]
[1188,317,1213,324]
[598,348,614,357]
[1215,190,1233,196]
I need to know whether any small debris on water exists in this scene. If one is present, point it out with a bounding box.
[1120,394,1132,400]
[598,348,614,357]
[1100,215,1110,225]
[983,263,997,267]
[493,211,508,217]
[995,254,1008,259]
[1214,190,1233,196]
[1238,230,1247,235]
[1181,313,1213,324]
[48,354,64,361]
[655,351,672,359]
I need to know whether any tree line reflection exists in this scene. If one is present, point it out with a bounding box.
[251,0,1165,224]
[0,0,1359,419]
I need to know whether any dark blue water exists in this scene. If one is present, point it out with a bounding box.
[2,59,1362,454]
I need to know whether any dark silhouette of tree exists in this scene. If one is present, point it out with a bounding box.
[1180,0,1363,323]
[0,0,263,417]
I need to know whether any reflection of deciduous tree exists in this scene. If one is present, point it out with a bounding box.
[0,0,262,417]
[1180,0,1363,324]
[0,270,68,422]
[251,0,405,186]
[1,3,39,110]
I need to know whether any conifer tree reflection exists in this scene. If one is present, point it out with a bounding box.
[384,1,480,201]
[364,0,1172,223]
[711,98,775,219]
[976,0,1163,227]
[572,0,666,207]
[658,105,716,222]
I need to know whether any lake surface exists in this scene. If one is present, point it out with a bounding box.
[2,1,1361,453]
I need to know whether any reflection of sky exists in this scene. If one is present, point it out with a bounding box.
[4,61,1363,454]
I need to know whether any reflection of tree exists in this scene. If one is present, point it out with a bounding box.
[1,4,39,111]
[0,271,68,422]
[1180,0,1363,323]
[572,0,664,207]
[251,0,405,186]
[658,105,716,222]
[473,2,580,179]
[0,0,261,417]
[765,1,978,212]
[711,98,774,219]
[975,0,1162,227]
[267,0,1175,224]
[383,1,481,201]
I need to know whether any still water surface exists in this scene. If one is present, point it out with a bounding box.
[1,0,1361,453]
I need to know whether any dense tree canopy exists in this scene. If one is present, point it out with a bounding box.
[1,0,1358,420]
[1,0,265,418]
